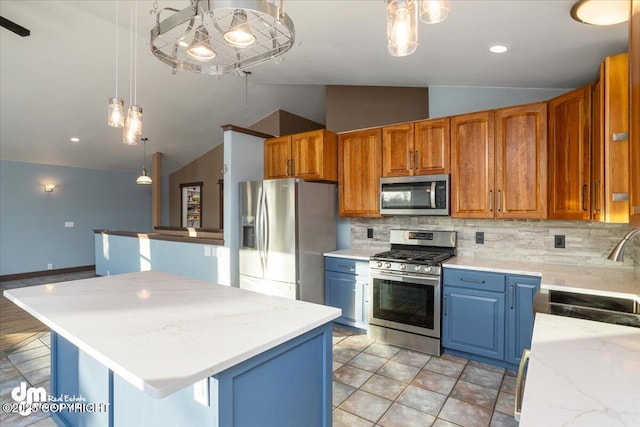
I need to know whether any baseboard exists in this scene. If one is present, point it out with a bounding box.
[0,265,96,282]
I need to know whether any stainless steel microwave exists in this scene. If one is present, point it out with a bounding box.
[380,174,450,216]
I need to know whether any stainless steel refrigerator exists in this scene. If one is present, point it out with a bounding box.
[239,178,337,304]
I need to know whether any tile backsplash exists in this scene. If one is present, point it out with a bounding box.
[351,217,638,268]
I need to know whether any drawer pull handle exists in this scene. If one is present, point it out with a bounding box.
[443,294,448,316]
[460,278,486,284]
[338,264,355,271]
[514,349,531,422]
[510,284,515,309]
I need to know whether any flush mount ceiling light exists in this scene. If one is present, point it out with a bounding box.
[136,137,152,185]
[570,0,630,26]
[150,0,295,75]
[489,43,510,54]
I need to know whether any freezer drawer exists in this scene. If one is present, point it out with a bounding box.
[239,275,296,300]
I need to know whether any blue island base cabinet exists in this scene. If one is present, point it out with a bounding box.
[442,268,540,370]
[51,325,333,427]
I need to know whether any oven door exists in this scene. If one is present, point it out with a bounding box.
[369,271,441,338]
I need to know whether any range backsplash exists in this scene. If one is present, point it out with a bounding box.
[351,217,639,269]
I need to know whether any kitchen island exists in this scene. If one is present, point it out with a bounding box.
[3,271,340,427]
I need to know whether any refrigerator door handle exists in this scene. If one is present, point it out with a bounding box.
[263,189,270,266]
[257,187,265,272]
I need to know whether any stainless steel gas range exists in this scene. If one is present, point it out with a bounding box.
[368,229,456,356]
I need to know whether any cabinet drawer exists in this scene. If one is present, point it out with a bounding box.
[325,257,369,276]
[443,268,505,292]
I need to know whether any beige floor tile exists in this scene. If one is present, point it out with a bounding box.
[391,349,431,369]
[360,374,407,401]
[339,335,374,352]
[494,391,515,416]
[333,346,360,364]
[500,375,516,394]
[333,408,374,427]
[334,365,374,389]
[349,352,389,372]
[333,381,357,406]
[377,402,436,427]
[440,353,468,365]
[467,360,506,375]
[396,384,447,416]
[438,397,492,427]
[363,342,401,359]
[377,361,421,383]
[459,365,504,390]
[411,370,457,395]
[339,390,392,423]
[424,358,466,378]
[450,380,498,409]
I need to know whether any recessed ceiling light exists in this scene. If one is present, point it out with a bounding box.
[489,44,510,54]
[70,137,80,142]
[571,0,629,26]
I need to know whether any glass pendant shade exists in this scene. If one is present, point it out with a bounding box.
[108,98,125,127]
[186,25,216,61]
[387,0,418,57]
[420,0,451,24]
[123,122,137,145]
[224,9,256,47]
[136,168,152,185]
[126,105,143,135]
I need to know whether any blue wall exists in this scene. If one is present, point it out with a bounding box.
[0,160,152,275]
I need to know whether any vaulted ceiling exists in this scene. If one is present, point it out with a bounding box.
[0,1,628,174]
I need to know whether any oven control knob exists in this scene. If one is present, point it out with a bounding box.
[377,261,383,268]
[384,262,392,268]
[400,263,406,270]
[414,265,421,272]
[424,266,432,273]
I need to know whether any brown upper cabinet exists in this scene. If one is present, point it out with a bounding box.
[338,129,382,217]
[382,118,450,177]
[592,53,630,223]
[548,86,592,220]
[264,129,338,182]
[450,104,547,219]
[630,0,640,227]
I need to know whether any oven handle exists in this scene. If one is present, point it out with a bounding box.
[371,271,441,286]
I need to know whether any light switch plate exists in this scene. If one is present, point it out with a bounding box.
[64,221,74,228]
[193,378,210,406]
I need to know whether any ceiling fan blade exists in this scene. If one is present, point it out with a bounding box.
[0,16,31,37]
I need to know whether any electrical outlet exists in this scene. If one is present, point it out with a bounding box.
[554,235,566,249]
[47,263,53,270]
[475,232,484,244]
[367,228,374,239]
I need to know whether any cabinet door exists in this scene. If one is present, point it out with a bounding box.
[264,136,291,179]
[414,117,450,175]
[592,68,604,221]
[505,275,540,365]
[338,129,382,217]
[548,86,592,220]
[325,271,365,328]
[382,123,414,177]
[631,1,640,226]
[495,103,548,219]
[442,287,505,360]
[291,130,338,182]
[450,111,495,218]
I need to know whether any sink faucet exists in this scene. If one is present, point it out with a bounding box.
[607,228,640,262]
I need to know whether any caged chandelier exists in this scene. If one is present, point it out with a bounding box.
[150,0,295,75]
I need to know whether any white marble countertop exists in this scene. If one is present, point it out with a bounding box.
[324,248,386,261]
[520,313,640,426]
[3,271,340,399]
[444,257,640,303]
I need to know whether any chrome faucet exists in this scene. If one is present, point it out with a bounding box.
[607,228,640,262]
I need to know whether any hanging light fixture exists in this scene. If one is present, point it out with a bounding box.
[123,0,143,144]
[136,137,152,185]
[387,0,418,57]
[150,0,294,75]
[420,0,450,24]
[108,2,124,127]
[570,0,630,26]
[223,9,256,47]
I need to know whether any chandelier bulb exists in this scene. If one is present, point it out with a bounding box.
[224,9,256,47]
[186,24,216,61]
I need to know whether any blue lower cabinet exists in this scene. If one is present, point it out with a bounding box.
[506,275,540,365]
[324,258,369,330]
[442,268,541,368]
[442,287,505,360]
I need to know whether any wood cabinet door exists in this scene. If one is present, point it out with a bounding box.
[291,130,325,180]
[338,129,382,217]
[548,86,592,220]
[631,0,640,226]
[450,111,495,218]
[382,123,414,177]
[264,136,291,179]
[495,103,548,219]
[592,68,605,222]
[414,117,450,175]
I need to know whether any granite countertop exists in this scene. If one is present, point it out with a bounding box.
[520,313,640,426]
[3,271,340,398]
[324,248,387,261]
[444,257,640,303]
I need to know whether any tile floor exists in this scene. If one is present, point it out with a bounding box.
[1,272,519,427]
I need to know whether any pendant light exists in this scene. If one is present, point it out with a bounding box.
[136,137,152,185]
[387,0,418,57]
[420,0,450,24]
[224,9,256,47]
[108,2,124,127]
[186,15,216,61]
[123,0,142,144]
